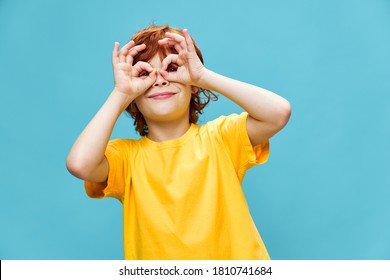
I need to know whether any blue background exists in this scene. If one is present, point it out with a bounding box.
[1,0,389,259]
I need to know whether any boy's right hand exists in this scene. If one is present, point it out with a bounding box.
[112,40,156,99]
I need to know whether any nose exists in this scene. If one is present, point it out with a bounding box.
[153,71,169,87]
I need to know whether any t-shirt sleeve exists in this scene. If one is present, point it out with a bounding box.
[217,112,270,174]
[84,139,129,201]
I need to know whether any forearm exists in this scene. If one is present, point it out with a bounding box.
[198,69,290,125]
[66,89,133,180]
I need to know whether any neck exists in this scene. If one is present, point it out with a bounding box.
[146,118,191,142]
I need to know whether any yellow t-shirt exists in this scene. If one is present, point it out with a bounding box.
[85,112,270,260]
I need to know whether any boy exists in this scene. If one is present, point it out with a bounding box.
[66,25,291,260]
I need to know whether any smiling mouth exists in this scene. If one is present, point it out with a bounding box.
[148,92,176,99]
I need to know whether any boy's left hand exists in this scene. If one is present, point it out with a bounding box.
[158,29,205,87]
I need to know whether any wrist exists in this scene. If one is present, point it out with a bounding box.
[111,88,135,111]
[196,68,216,91]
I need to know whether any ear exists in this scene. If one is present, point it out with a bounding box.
[191,86,199,94]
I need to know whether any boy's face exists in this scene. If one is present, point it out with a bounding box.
[134,53,193,124]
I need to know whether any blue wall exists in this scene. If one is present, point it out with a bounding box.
[1,0,389,259]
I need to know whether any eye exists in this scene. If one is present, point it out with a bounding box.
[139,70,149,77]
[167,64,178,72]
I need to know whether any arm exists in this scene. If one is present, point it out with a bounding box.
[198,70,291,146]
[159,30,291,146]
[66,41,157,182]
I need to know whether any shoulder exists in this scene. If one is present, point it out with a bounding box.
[108,138,139,147]
[200,112,248,135]
[106,138,141,156]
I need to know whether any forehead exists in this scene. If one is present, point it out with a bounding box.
[148,53,164,66]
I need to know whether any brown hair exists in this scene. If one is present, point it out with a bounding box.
[125,25,218,136]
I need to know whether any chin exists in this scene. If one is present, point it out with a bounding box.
[145,107,190,123]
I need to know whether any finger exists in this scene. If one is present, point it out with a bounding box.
[158,38,183,54]
[183,29,197,54]
[159,69,175,82]
[132,61,154,77]
[160,53,181,83]
[165,32,185,42]
[134,68,157,94]
[120,40,135,53]
[128,44,146,56]
[143,69,157,87]
[118,41,135,63]
[119,43,145,64]
[161,53,179,71]
[158,38,180,46]
[164,32,187,51]
[119,45,128,63]
[160,68,182,83]
[126,44,146,64]
[112,42,120,64]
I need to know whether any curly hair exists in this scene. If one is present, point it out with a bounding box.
[125,25,218,136]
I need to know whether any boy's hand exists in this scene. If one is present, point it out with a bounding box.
[112,40,157,98]
[158,29,205,87]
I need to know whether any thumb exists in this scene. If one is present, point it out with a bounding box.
[159,69,179,83]
[143,69,158,87]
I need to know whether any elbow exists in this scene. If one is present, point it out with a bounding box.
[66,155,89,180]
[66,154,107,182]
[276,100,292,129]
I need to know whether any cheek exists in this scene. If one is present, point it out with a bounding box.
[134,97,146,114]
